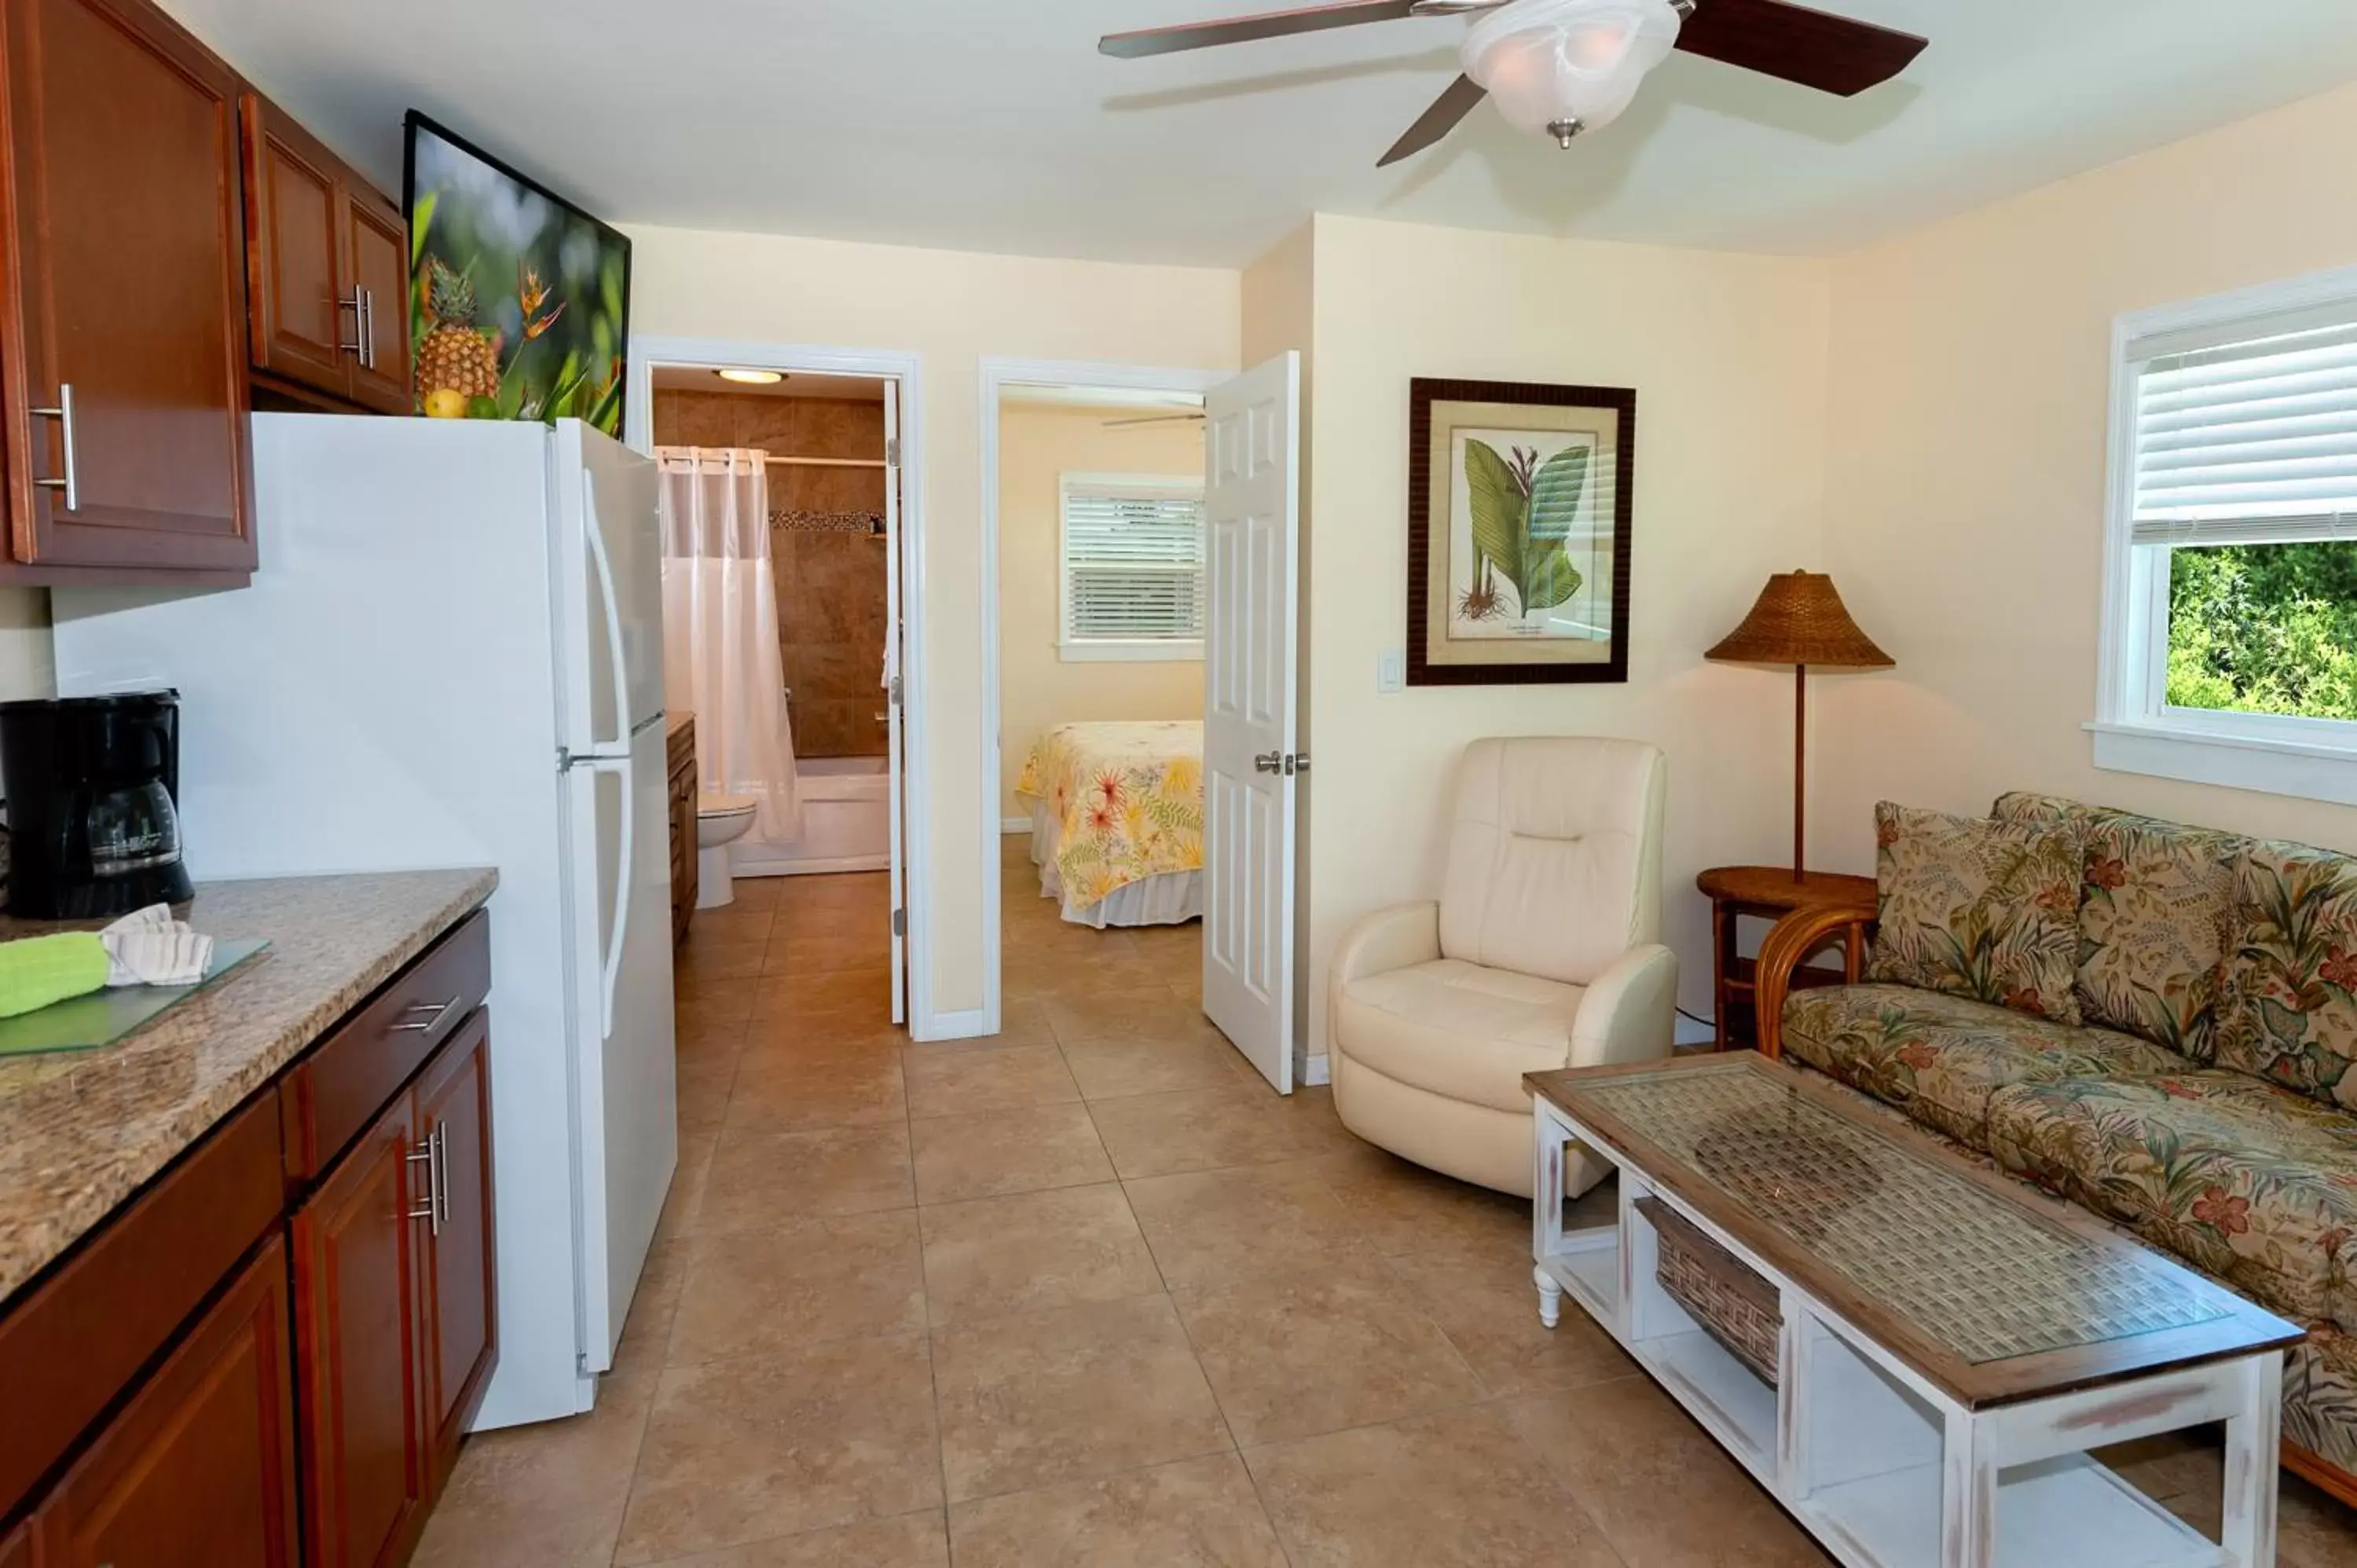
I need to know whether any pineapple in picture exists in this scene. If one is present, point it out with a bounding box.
[416,259,501,418]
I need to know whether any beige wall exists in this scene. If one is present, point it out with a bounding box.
[1299,214,1835,1051]
[625,223,1241,1025]
[0,591,51,702]
[1814,80,2357,872]
[997,405,1205,816]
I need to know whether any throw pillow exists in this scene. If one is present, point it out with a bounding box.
[2216,841,2357,1110]
[1864,802,2084,1024]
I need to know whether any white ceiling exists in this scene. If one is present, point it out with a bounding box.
[169,0,2357,268]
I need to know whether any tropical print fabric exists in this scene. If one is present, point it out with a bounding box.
[2290,1321,2357,1477]
[1992,793,2240,1062]
[2216,842,2357,1111]
[1985,1071,2357,1332]
[1781,984,2185,1148]
[1864,803,2085,1024]
[1015,722,1204,912]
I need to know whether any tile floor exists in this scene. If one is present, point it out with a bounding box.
[415,841,2357,1566]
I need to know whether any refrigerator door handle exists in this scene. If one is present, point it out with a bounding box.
[589,753,634,1039]
[581,472,632,752]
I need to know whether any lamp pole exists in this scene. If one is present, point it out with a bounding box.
[1793,662,1807,883]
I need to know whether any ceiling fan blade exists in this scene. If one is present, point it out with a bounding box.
[1674,0,1927,97]
[1377,73,1488,167]
[1101,0,1421,59]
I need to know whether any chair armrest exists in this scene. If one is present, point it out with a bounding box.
[1568,943,1677,1069]
[1754,903,1877,1061]
[1332,901,1441,987]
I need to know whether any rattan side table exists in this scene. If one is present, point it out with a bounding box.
[1696,866,1875,1053]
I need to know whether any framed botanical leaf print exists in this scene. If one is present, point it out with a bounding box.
[1406,378,1636,686]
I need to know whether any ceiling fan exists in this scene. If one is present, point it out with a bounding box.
[1100,0,1928,167]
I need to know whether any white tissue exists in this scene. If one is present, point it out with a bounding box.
[98,903,214,988]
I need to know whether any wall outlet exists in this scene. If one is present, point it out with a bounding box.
[1376,649,1405,693]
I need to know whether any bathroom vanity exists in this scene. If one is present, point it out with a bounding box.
[0,870,497,1566]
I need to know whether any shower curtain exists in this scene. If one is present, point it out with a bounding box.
[655,447,801,843]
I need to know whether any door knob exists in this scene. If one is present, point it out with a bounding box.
[1253,752,1284,775]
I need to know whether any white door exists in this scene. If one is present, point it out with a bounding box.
[553,420,665,754]
[882,385,907,1025]
[1200,352,1301,1094]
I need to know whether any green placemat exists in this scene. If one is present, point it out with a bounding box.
[0,939,272,1058]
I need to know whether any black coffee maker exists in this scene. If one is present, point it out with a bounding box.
[0,692,195,918]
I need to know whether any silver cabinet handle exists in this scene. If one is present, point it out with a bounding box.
[432,1120,449,1229]
[360,286,376,370]
[406,1139,436,1228]
[1253,751,1284,775]
[391,994,464,1035]
[29,383,78,512]
[339,293,365,356]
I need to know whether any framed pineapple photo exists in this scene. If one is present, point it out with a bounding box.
[1406,377,1637,687]
[403,112,632,436]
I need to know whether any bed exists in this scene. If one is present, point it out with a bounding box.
[1014,720,1204,928]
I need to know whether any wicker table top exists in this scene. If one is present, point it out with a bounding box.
[1527,1053,2304,1407]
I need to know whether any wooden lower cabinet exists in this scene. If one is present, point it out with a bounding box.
[669,716,698,943]
[32,1236,299,1568]
[414,1012,498,1475]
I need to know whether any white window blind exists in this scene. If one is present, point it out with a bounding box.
[1060,475,1205,644]
[2131,310,2357,548]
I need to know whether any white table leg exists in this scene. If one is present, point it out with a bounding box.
[2221,1351,2283,1568]
[1534,1263,1563,1329]
[1940,1409,1998,1568]
[1532,1108,1567,1329]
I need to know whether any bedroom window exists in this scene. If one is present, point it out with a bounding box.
[1058,473,1207,661]
[2095,265,2357,803]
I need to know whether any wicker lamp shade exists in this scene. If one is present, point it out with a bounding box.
[1706,571,1893,670]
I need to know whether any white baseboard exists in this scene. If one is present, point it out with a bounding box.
[739,853,890,877]
[1302,1052,1330,1087]
[914,1006,992,1043]
[999,815,1031,834]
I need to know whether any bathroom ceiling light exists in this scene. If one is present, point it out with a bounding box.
[1461,0,1683,147]
[716,368,786,386]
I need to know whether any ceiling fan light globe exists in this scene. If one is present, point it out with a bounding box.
[1461,0,1681,137]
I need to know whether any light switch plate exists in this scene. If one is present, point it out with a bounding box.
[1376,649,1405,693]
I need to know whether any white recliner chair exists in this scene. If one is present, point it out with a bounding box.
[1329,736,1676,1200]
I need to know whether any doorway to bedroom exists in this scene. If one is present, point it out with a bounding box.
[984,355,1303,1095]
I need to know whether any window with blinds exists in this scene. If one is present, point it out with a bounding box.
[2121,295,2357,727]
[1058,474,1206,655]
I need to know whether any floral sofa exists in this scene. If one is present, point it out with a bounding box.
[1756,792,2357,1501]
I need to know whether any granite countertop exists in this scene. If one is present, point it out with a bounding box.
[0,869,496,1303]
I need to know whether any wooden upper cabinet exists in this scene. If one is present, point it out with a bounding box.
[241,94,410,416]
[415,1010,498,1475]
[0,0,256,580]
[292,1092,429,1568]
[32,1236,299,1568]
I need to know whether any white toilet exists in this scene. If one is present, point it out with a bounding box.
[695,795,759,909]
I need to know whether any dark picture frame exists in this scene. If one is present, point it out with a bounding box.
[1406,376,1637,687]
[402,111,632,435]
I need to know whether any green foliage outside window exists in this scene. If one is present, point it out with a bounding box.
[2166,542,2357,721]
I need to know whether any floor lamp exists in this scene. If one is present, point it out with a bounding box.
[1705,571,1893,882]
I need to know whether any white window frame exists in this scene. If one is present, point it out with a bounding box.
[2093,262,2357,806]
[1055,471,1207,663]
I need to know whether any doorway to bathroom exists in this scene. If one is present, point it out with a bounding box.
[629,339,922,1032]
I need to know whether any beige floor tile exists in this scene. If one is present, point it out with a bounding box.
[676,939,771,984]
[1090,1087,1299,1178]
[653,1130,720,1244]
[610,1231,693,1399]
[717,874,786,909]
[635,1511,948,1566]
[1263,1083,1375,1158]
[1175,1262,1485,1446]
[1310,1143,1532,1256]
[1124,1161,1371,1291]
[1244,1405,1624,1568]
[677,977,758,1025]
[1064,1035,1251,1101]
[1044,985,1206,1046]
[676,1065,735,1138]
[911,1101,1114,1203]
[412,1382,651,1568]
[931,1294,1232,1503]
[615,1335,941,1563]
[1505,1376,1832,1566]
[725,1052,906,1132]
[1385,1250,1634,1398]
[1003,947,1170,999]
[686,906,775,943]
[695,1123,913,1230]
[977,994,1061,1050]
[669,1211,926,1363]
[749,966,896,1022]
[736,1013,907,1068]
[919,1181,1164,1325]
[764,924,891,976]
[904,1043,1080,1119]
[947,1453,1286,1568]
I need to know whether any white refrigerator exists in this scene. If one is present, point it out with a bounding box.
[51,413,677,1431]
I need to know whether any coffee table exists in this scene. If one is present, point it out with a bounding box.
[1526,1053,2303,1568]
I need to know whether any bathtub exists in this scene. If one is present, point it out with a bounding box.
[734,755,890,877]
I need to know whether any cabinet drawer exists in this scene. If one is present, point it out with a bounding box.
[0,1086,283,1519]
[285,910,490,1181]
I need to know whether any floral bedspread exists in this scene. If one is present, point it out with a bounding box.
[1015,722,1204,910]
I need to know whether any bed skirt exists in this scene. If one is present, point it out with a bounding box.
[1029,803,1203,928]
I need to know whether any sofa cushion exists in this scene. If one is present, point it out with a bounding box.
[1335,958,1581,1115]
[2216,841,2357,1111]
[1987,1070,2357,1332]
[1993,792,2240,1062]
[1864,802,2085,1024]
[1781,984,2186,1149]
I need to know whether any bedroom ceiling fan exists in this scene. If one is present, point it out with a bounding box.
[1100,0,1929,167]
